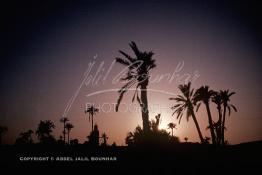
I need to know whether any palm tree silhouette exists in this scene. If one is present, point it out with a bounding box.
[60,117,69,144]
[167,123,176,137]
[0,126,8,145]
[194,86,217,144]
[65,123,74,144]
[169,82,204,143]
[115,41,156,133]
[15,129,34,145]
[36,120,55,143]
[85,105,99,132]
[184,137,188,142]
[220,90,237,145]
[212,92,223,145]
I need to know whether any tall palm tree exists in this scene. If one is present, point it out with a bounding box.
[115,41,156,133]
[194,86,217,145]
[0,126,8,145]
[220,90,237,145]
[169,82,204,143]
[167,123,176,137]
[212,92,223,145]
[85,105,99,132]
[60,117,69,144]
[36,120,55,143]
[65,123,74,144]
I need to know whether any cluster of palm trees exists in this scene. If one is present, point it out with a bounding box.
[13,119,74,145]
[115,41,237,145]
[170,83,237,145]
[9,105,102,146]
[60,117,74,144]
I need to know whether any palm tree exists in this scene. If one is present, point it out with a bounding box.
[15,129,34,145]
[194,86,217,145]
[65,123,74,144]
[85,105,99,132]
[220,90,237,145]
[167,123,176,137]
[169,82,204,143]
[0,126,8,145]
[60,117,69,144]
[212,92,223,145]
[115,41,156,133]
[36,120,55,143]
[184,137,188,142]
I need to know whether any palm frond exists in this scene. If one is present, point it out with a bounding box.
[129,41,140,57]
[136,92,142,107]
[227,106,231,116]
[189,89,194,98]
[119,50,136,63]
[196,102,201,112]
[171,104,181,110]
[132,90,137,103]
[228,91,236,97]
[121,71,135,81]
[132,84,139,103]
[115,80,136,112]
[230,104,237,112]
[116,88,127,112]
[178,112,183,124]
[118,79,136,93]
[115,57,130,66]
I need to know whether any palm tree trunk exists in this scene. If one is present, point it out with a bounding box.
[205,103,216,145]
[140,81,150,133]
[63,122,66,144]
[68,131,70,145]
[91,114,94,132]
[221,105,227,145]
[191,109,204,143]
[217,106,222,145]
[171,129,173,137]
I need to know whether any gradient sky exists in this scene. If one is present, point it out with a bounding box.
[1,0,262,145]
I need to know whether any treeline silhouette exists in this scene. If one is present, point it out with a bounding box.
[9,119,111,147]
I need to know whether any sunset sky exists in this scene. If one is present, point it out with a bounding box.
[1,0,261,145]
